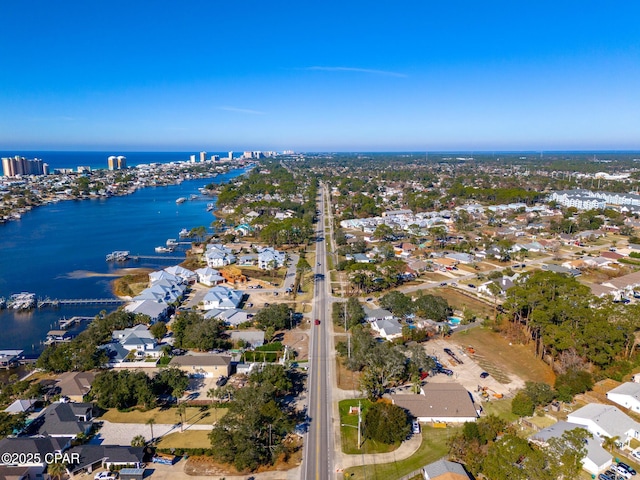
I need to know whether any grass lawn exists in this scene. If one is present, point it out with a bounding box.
[101,406,227,426]
[336,357,361,390]
[431,287,494,319]
[343,425,461,480]
[451,327,555,385]
[156,430,212,449]
[339,399,399,454]
[481,398,519,423]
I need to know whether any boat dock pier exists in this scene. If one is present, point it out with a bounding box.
[37,298,125,308]
[129,255,186,261]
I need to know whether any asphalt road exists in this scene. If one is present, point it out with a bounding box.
[303,188,333,480]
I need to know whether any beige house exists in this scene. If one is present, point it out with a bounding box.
[169,354,231,378]
[56,372,96,402]
[390,383,479,423]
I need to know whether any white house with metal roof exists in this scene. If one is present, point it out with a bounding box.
[606,382,640,414]
[567,403,640,445]
[202,286,243,310]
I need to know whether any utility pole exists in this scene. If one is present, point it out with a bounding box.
[344,300,351,359]
[357,400,362,449]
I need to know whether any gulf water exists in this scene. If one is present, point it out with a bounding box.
[0,160,248,355]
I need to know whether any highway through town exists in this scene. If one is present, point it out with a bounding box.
[302,186,334,479]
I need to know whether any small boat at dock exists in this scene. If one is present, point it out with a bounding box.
[166,238,178,247]
[8,292,36,310]
[206,203,215,211]
[179,228,190,237]
[106,251,130,262]
[176,197,187,204]
[155,246,173,253]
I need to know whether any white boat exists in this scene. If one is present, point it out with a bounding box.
[155,246,173,253]
[189,194,198,200]
[166,238,178,247]
[176,197,187,204]
[206,203,215,211]
[179,228,190,237]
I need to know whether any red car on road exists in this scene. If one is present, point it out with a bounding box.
[314,319,321,325]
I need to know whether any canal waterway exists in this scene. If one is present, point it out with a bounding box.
[0,167,248,355]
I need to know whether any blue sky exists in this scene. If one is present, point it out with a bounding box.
[1,1,640,152]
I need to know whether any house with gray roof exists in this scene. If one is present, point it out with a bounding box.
[66,445,145,475]
[4,399,36,414]
[56,371,96,403]
[124,298,169,323]
[30,402,93,440]
[422,459,471,480]
[164,265,197,284]
[202,286,243,310]
[606,382,640,414]
[112,324,162,359]
[257,247,286,270]
[530,420,612,475]
[567,403,640,445]
[205,308,251,327]
[363,307,394,322]
[0,437,67,476]
[371,318,403,341]
[205,244,236,268]
[195,266,225,286]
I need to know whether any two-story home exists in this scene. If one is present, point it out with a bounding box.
[202,286,243,310]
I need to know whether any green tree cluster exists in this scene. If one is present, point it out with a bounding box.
[331,298,365,329]
[208,366,296,471]
[378,291,450,321]
[362,402,410,444]
[172,312,230,351]
[253,303,293,330]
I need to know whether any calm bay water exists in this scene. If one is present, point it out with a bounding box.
[0,166,247,355]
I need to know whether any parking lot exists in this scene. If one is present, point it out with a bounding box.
[420,337,525,403]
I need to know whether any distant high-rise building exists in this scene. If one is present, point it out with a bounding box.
[228,151,233,160]
[2,156,46,176]
[190,154,196,163]
[200,151,207,162]
[212,155,220,162]
[108,155,126,170]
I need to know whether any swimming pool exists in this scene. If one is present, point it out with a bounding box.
[448,316,462,326]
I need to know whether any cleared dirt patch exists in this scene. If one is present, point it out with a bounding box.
[431,287,495,319]
[451,327,555,385]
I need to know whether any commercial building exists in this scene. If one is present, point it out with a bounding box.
[107,156,126,170]
[2,155,47,176]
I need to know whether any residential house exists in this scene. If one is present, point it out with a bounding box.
[0,350,23,368]
[567,403,640,446]
[204,308,251,327]
[390,383,479,423]
[202,286,243,310]
[56,372,96,403]
[257,247,286,270]
[112,324,162,359]
[606,382,640,414]
[477,277,515,297]
[4,399,36,415]
[0,437,68,479]
[205,244,236,268]
[66,445,145,475]
[195,266,225,286]
[363,307,394,322]
[30,402,93,441]
[422,459,472,480]
[530,421,612,475]
[371,318,403,341]
[169,354,232,378]
[237,254,258,266]
[446,253,474,264]
[124,299,169,323]
[164,265,197,284]
[234,223,253,236]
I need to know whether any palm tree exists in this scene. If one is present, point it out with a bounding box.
[131,435,146,447]
[602,435,620,452]
[47,462,66,480]
[146,418,156,442]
